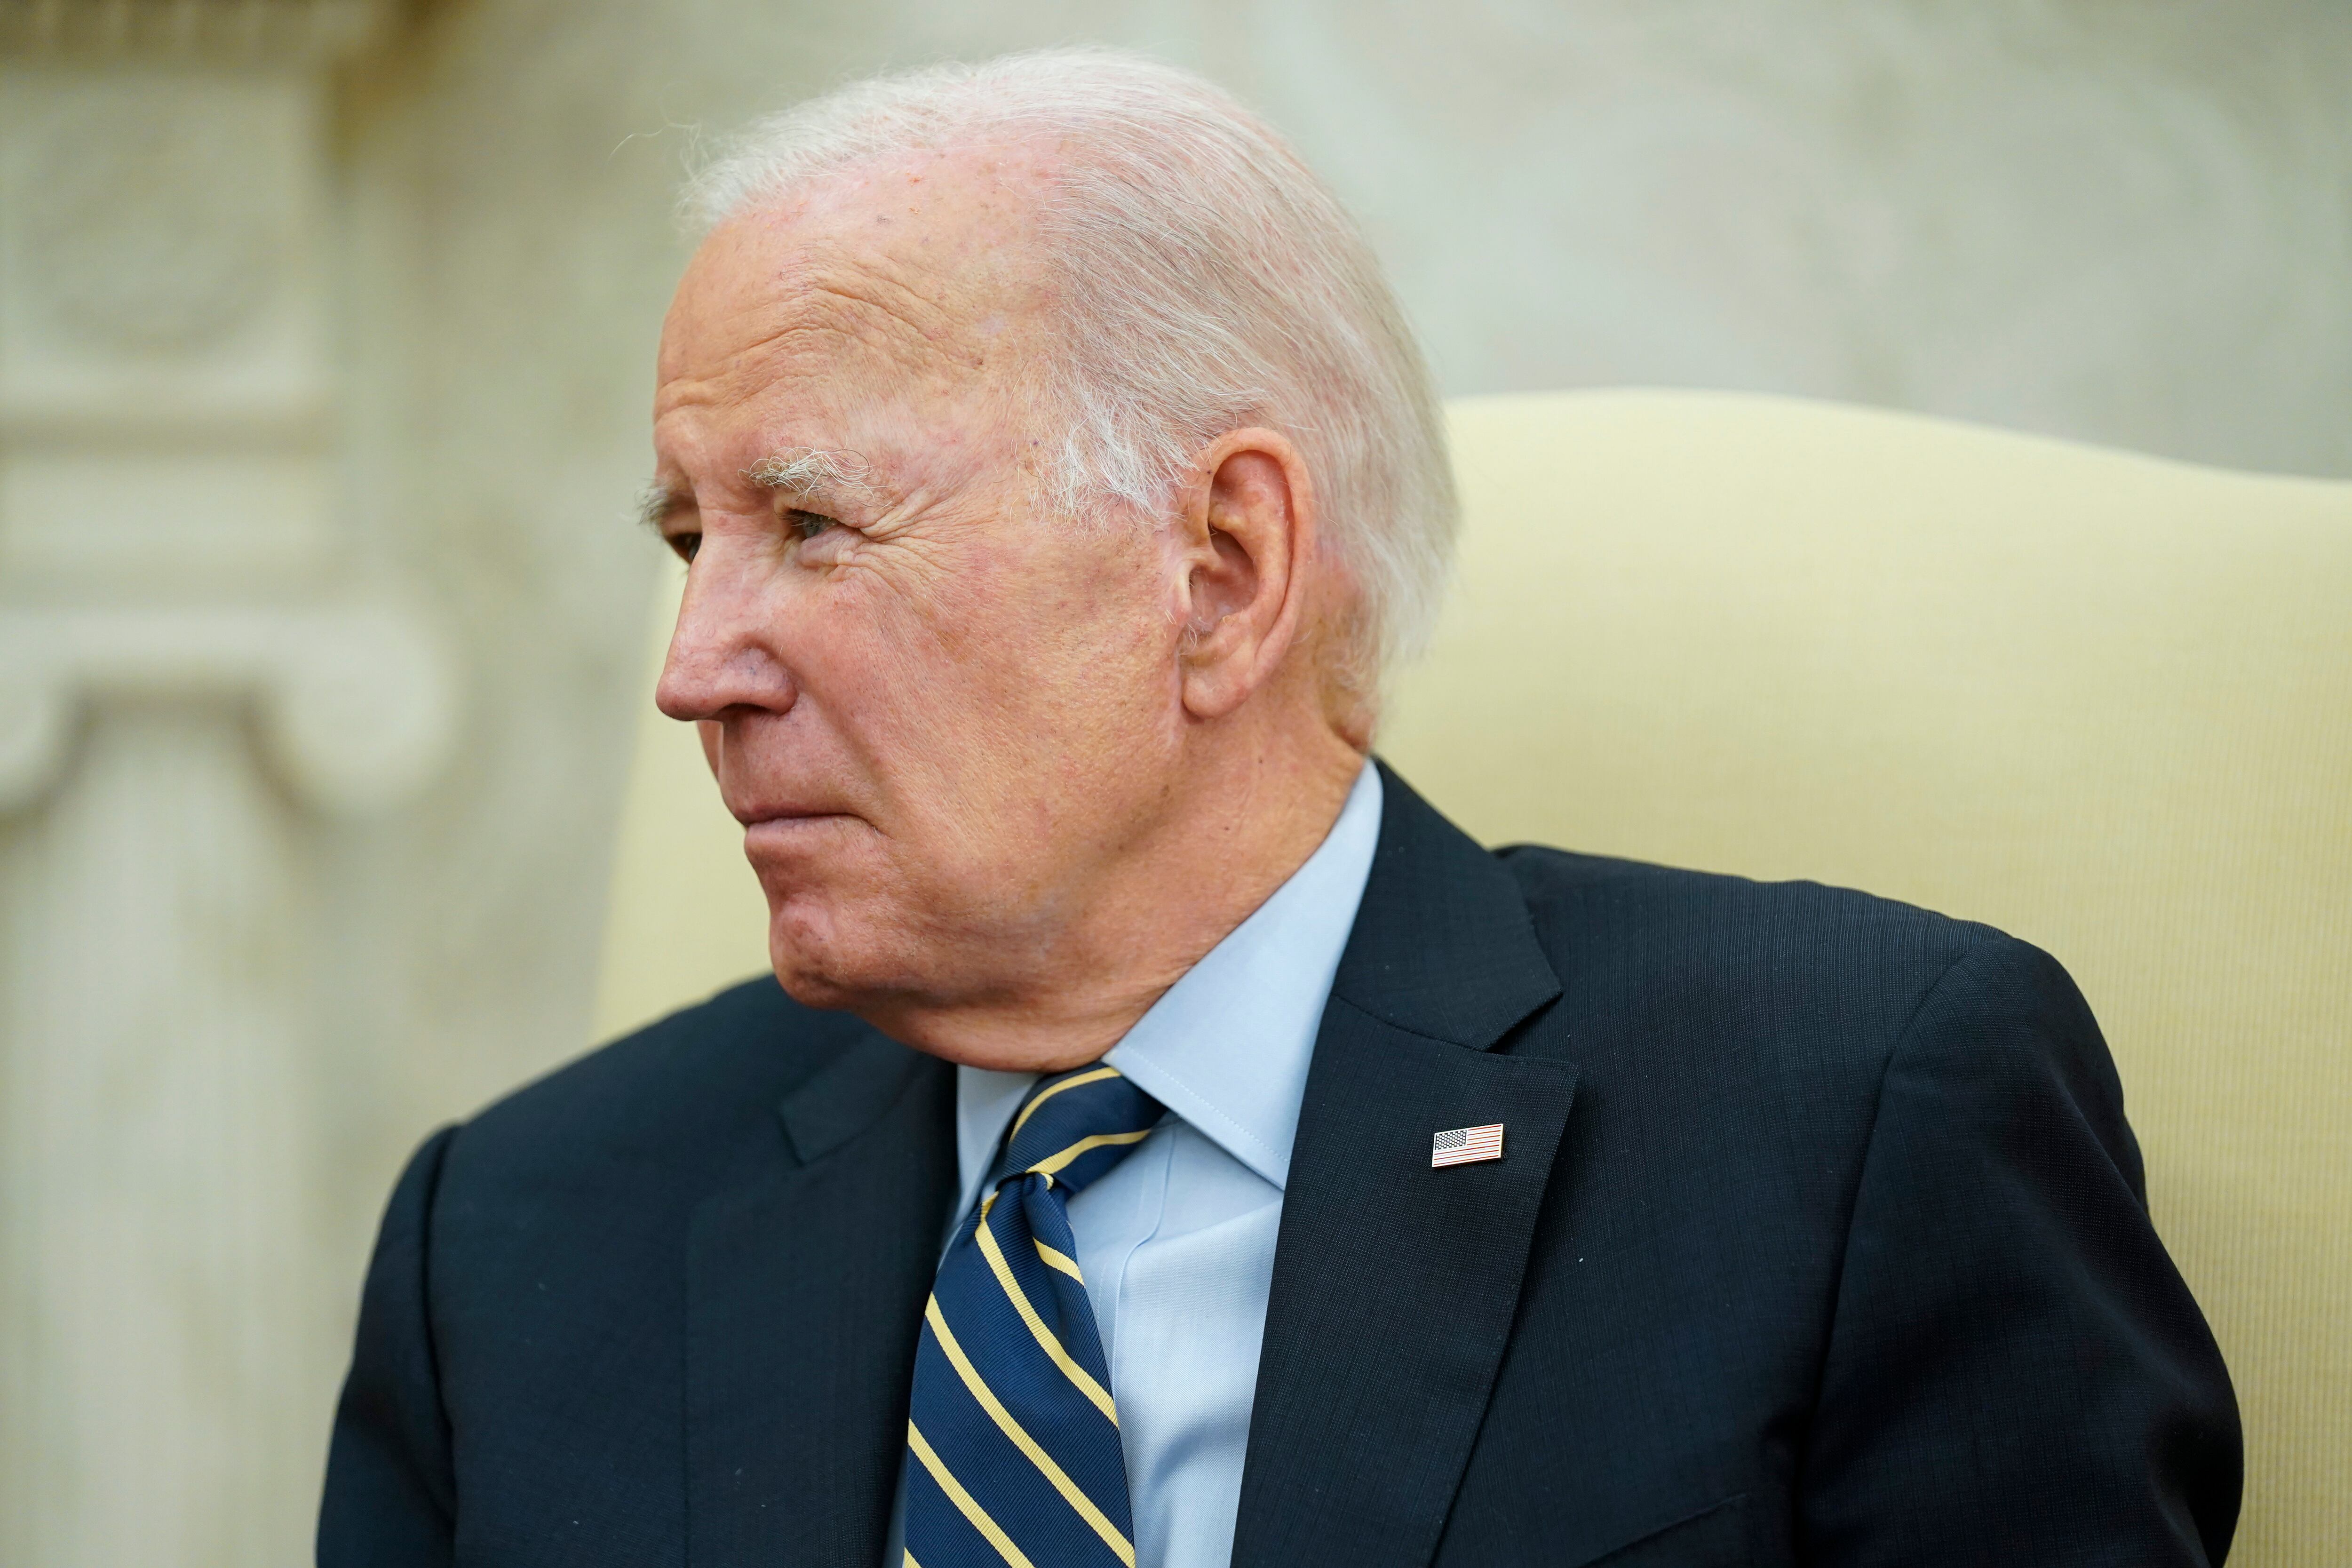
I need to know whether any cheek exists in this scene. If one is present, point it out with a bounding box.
[977,557,1185,842]
[803,533,1180,840]
[959,541,1168,715]
[1050,549,1182,707]
[765,559,1024,843]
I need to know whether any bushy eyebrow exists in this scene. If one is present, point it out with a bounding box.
[636,481,688,534]
[634,449,878,536]
[745,448,879,511]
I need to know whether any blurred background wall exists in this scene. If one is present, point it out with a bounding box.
[0,0,2346,1560]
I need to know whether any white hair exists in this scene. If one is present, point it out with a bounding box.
[682,47,1455,706]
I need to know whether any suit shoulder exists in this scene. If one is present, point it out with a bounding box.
[1495,844,2038,1072]
[1500,842,2000,968]
[446,974,869,1189]
[1487,847,2122,1226]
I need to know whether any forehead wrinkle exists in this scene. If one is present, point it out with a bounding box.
[683,283,983,432]
[657,188,1062,526]
[770,234,998,376]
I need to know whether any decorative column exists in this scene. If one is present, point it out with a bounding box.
[0,6,453,1562]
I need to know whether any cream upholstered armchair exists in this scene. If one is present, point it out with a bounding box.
[595,390,2351,1564]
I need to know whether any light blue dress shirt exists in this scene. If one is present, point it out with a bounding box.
[886,760,1382,1568]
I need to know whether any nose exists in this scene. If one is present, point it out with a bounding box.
[654,549,799,723]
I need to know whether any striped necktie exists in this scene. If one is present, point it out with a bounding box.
[904,1063,1165,1568]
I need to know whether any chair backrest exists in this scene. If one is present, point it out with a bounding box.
[596,389,2351,1564]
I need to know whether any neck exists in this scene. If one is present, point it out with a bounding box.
[868,716,1367,1073]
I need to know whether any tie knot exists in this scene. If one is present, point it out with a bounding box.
[990,1064,1164,1200]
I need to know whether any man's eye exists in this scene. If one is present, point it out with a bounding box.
[787,509,838,543]
[667,531,700,564]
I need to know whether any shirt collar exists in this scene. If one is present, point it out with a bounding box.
[954,760,1383,1211]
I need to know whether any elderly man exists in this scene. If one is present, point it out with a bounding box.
[321,48,2238,1568]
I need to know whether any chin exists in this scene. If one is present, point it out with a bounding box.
[762,890,913,1018]
[764,899,854,1008]
[768,963,862,1015]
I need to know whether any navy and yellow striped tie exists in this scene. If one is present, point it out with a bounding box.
[904,1064,1164,1568]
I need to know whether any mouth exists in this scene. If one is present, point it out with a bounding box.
[738,809,859,852]
[735,805,840,826]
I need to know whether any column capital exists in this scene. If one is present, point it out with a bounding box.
[0,8,456,818]
[0,601,459,815]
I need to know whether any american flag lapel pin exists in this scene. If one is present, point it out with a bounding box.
[1432,1123,1505,1167]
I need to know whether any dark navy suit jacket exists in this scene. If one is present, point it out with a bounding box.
[320,765,2240,1566]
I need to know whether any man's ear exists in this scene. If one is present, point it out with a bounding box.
[1174,429,1317,721]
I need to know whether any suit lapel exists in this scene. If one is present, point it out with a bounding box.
[1232,765,1578,1568]
[686,1025,956,1568]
